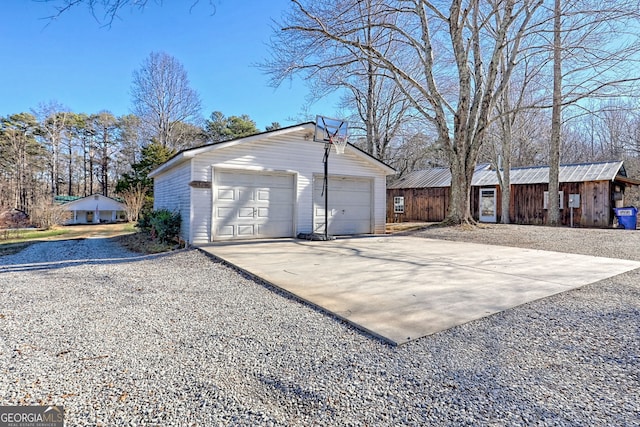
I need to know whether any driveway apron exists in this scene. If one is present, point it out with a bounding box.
[199,236,640,345]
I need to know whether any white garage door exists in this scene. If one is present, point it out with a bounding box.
[313,176,372,235]
[214,170,295,240]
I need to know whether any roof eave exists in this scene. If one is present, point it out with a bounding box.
[615,175,640,186]
[148,152,188,178]
[149,122,395,177]
[148,124,316,178]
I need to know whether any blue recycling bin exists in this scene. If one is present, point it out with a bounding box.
[614,207,638,230]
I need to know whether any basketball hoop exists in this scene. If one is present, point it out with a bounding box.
[331,135,348,155]
[312,115,349,240]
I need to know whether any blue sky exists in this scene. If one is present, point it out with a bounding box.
[0,0,342,130]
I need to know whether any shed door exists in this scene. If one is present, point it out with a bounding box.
[479,188,497,223]
[313,176,372,235]
[213,170,295,240]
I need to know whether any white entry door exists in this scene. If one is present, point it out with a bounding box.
[213,170,295,240]
[313,176,372,235]
[479,188,497,223]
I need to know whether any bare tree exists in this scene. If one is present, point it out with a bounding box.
[538,0,640,225]
[41,1,217,26]
[593,102,636,160]
[33,101,72,199]
[120,182,147,223]
[90,111,119,196]
[29,195,71,229]
[0,113,44,212]
[547,0,563,225]
[131,51,203,151]
[484,39,550,224]
[266,0,414,161]
[272,0,543,224]
[389,129,446,177]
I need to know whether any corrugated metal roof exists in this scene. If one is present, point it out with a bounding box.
[390,161,626,189]
[54,195,82,204]
[388,167,452,189]
[388,164,492,189]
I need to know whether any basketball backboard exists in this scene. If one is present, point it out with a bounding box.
[314,115,348,143]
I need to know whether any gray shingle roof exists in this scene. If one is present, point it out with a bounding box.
[389,161,627,189]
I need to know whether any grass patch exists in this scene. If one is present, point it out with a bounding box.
[0,228,69,243]
[386,222,433,233]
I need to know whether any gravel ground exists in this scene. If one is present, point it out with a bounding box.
[0,228,639,426]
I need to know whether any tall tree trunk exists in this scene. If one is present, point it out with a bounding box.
[447,147,480,224]
[500,146,511,224]
[548,0,562,225]
[68,144,73,196]
[83,139,88,197]
[18,140,26,211]
[101,127,109,196]
[498,79,512,225]
[50,143,59,199]
[89,152,94,195]
[364,7,377,157]
[366,58,376,157]
[102,145,108,196]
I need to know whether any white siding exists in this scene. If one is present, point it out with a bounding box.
[190,187,211,244]
[189,127,389,239]
[153,160,192,243]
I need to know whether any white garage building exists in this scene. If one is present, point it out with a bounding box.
[148,122,395,244]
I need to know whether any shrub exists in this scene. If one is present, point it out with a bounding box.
[136,214,152,232]
[30,198,71,230]
[138,209,181,244]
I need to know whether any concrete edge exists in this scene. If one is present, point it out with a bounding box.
[195,247,400,346]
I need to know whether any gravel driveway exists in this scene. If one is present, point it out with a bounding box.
[1,227,639,426]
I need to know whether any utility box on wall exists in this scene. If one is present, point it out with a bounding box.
[569,194,580,208]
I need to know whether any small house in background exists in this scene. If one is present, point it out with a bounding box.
[388,160,640,227]
[57,194,126,224]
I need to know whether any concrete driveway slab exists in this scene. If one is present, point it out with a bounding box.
[199,236,640,345]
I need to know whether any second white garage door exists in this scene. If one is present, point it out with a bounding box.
[313,175,372,235]
[213,170,295,240]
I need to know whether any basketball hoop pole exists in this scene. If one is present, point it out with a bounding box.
[323,140,330,240]
[311,115,348,241]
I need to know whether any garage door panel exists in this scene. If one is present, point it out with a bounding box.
[313,176,371,235]
[260,174,291,186]
[214,170,294,240]
[217,225,234,237]
[216,207,235,218]
[217,189,235,200]
[238,189,255,201]
[218,173,254,186]
[263,190,293,203]
[237,225,256,236]
[238,208,255,218]
[258,220,292,236]
[340,194,369,204]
